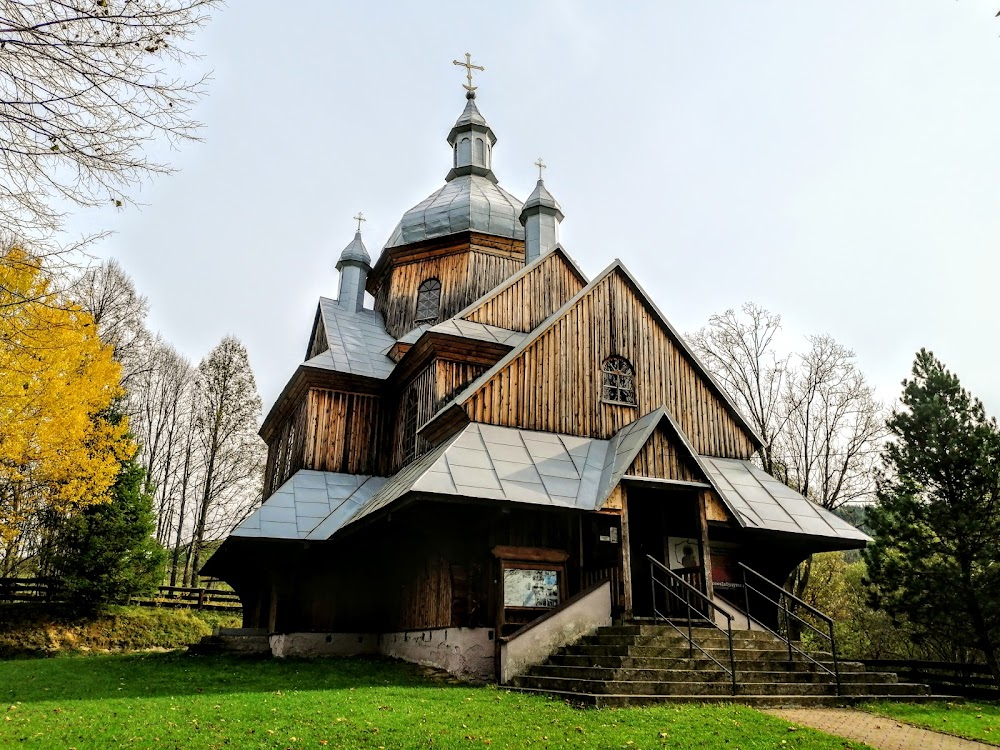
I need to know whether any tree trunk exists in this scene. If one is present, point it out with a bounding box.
[170,439,193,588]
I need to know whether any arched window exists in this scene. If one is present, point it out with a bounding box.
[474,137,486,164]
[458,137,472,164]
[414,278,441,325]
[602,355,637,406]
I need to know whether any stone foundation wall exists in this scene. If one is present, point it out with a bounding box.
[269,632,378,658]
[379,628,496,682]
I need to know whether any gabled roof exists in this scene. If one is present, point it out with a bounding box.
[234,411,869,548]
[700,458,871,543]
[419,259,765,450]
[428,318,527,347]
[452,246,589,323]
[232,471,387,541]
[305,298,397,379]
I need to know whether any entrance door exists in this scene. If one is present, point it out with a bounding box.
[625,489,704,618]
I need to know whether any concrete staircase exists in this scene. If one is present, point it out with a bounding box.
[509,623,933,707]
[188,628,271,656]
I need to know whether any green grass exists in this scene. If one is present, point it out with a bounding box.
[0,604,240,656]
[0,653,868,750]
[864,700,1000,745]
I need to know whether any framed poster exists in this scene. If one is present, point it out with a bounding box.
[503,568,560,609]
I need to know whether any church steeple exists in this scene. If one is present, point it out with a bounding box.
[336,213,371,312]
[446,53,497,183]
[519,159,564,263]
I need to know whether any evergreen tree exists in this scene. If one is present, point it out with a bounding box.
[865,349,1000,682]
[47,461,167,613]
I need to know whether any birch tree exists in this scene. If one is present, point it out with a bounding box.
[188,336,264,585]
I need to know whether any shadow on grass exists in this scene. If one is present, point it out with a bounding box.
[0,652,469,704]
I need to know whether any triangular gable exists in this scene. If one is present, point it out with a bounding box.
[305,303,329,360]
[419,260,764,457]
[455,247,588,333]
[625,424,703,484]
[592,407,743,528]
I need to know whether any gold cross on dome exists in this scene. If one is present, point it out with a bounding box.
[534,158,546,180]
[452,52,485,94]
[353,212,366,232]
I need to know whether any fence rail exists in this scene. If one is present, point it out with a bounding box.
[858,659,999,699]
[0,577,241,612]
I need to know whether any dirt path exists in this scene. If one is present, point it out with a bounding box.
[765,708,995,750]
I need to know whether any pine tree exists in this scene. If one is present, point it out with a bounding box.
[865,349,1000,682]
[46,460,167,613]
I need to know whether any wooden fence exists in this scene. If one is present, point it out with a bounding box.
[859,659,999,699]
[0,578,241,612]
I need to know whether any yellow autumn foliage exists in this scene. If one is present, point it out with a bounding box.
[0,247,136,565]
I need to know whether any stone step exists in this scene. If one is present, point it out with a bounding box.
[547,653,866,672]
[511,675,929,697]
[188,633,271,656]
[508,687,944,709]
[563,644,813,660]
[582,633,785,648]
[527,665,899,685]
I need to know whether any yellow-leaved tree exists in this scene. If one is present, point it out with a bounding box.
[0,246,136,575]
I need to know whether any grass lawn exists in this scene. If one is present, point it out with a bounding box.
[0,652,868,750]
[864,700,1000,745]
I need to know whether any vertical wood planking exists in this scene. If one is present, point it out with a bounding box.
[460,271,757,458]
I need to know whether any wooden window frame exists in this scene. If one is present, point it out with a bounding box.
[601,355,638,407]
[414,278,442,326]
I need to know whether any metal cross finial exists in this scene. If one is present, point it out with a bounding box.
[534,158,546,181]
[452,52,485,95]
[353,212,366,232]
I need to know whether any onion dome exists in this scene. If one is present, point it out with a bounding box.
[384,95,524,250]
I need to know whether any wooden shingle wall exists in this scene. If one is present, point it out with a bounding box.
[374,240,524,338]
[462,251,586,332]
[462,270,758,458]
[626,427,702,482]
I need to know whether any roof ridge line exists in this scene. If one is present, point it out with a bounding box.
[418,259,624,441]
[453,246,589,322]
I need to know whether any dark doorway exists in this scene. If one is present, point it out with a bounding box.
[626,488,701,618]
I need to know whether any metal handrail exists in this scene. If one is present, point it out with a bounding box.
[737,562,841,695]
[647,555,737,696]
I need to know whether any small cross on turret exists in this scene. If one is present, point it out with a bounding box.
[353,212,366,232]
[534,158,546,181]
[452,52,485,97]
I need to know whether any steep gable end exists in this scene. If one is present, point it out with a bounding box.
[424,261,762,459]
[306,304,329,359]
[458,248,587,333]
[626,425,703,483]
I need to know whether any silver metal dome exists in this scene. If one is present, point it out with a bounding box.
[384,94,524,250]
[384,173,524,249]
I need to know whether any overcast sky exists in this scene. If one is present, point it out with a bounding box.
[66,1,1000,417]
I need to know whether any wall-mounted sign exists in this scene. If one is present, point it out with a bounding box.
[503,568,560,609]
[667,537,701,570]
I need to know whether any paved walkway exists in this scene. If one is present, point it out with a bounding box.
[765,709,995,750]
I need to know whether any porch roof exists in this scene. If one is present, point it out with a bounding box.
[699,457,871,544]
[231,418,869,547]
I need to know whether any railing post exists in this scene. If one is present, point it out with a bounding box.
[727,617,737,696]
[198,589,206,611]
[650,562,657,625]
[687,597,694,660]
[782,592,793,661]
[743,569,750,624]
[830,620,841,696]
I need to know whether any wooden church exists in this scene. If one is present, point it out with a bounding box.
[203,60,868,681]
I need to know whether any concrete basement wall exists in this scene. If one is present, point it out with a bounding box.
[499,580,612,684]
[379,628,496,682]
[268,628,496,682]
[269,632,378,658]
